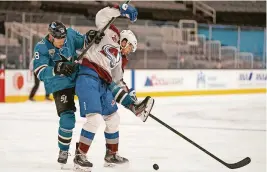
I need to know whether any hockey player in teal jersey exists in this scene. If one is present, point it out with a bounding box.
[33,21,104,166]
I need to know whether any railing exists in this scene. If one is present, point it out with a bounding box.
[193,1,216,24]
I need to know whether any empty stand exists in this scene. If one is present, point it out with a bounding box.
[203,1,265,13]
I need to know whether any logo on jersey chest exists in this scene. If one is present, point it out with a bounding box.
[50,47,72,61]
[100,44,121,69]
[48,49,55,57]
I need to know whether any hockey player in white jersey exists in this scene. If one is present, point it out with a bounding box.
[74,4,154,171]
[110,29,144,116]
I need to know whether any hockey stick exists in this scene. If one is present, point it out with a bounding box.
[148,114,251,169]
[76,0,131,62]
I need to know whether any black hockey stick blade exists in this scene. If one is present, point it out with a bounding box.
[148,114,251,169]
[225,157,251,169]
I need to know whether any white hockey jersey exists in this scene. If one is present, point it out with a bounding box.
[81,6,125,84]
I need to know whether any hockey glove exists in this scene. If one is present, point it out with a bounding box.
[86,30,105,44]
[119,4,138,22]
[54,61,76,76]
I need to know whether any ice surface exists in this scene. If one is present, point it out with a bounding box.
[0,94,266,172]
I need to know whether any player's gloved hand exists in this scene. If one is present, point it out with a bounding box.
[86,30,105,44]
[128,88,137,102]
[54,60,76,76]
[119,4,138,22]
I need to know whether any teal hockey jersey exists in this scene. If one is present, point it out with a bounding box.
[33,28,85,94]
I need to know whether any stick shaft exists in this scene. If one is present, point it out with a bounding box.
[149,114,229,166]
[149,114,251,169]
[77,0,131,61]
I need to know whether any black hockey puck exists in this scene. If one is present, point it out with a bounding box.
[153,164,159,170]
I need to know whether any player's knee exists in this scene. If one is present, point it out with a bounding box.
[83,113,102,133]
[105,112,120,133]
[59,111,76,130]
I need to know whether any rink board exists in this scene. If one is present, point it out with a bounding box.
[134,70,266,97]
[3,70,47,102]
[0,69,266,102]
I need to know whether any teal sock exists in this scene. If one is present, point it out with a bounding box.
[58,111,75,151]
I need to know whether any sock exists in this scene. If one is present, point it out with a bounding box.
[58,111,75,151]
[58,127,73,151]
[104,131,119,153]
[78,128,96,154]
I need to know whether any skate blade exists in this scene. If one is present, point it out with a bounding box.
[104,161,129,169]
[142,97,155,122]
[73,164,92,172]
[59,163,72,170]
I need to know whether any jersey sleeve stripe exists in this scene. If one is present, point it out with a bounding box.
[119,94,128,104]
[114,89,123,101]
[116,89,127,103]
[36,67,46,79]
[34,64,48,74]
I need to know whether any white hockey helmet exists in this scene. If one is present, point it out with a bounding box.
[120,30,137,52]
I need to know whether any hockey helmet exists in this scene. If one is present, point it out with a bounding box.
[120,30,137,52]
[48,21,67,39]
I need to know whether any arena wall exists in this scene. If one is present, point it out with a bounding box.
[0,69,266,103]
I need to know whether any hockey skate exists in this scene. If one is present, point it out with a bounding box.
[104,148,129,168]
[73,143,93,172]
[130,96,154,122]
[57,150,70,169]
